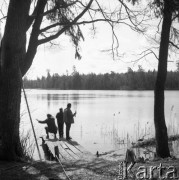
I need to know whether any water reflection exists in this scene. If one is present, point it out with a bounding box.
[35,93,81,109]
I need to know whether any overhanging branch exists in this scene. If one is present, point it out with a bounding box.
[38,0,94,45]
[22,0,47,76]
[40,17,129,33]
[26,0,40,31]
[169,40,179,50]
[42,7,57,16]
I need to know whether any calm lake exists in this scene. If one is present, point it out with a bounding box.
[20,90,179,160]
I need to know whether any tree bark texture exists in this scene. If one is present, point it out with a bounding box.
[0,0,48,161]
[0,0,31,160]
[154,0,172,158]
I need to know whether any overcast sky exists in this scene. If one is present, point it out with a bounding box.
[27,24,153,79]
[27,22,177,79]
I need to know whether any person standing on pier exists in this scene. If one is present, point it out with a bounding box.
[63,103,76,140]
[56,108,64,139]
[36,114,57,139]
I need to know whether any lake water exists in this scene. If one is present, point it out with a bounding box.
[20,90,179,160]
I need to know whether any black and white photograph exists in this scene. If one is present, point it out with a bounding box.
[0,0,179,179]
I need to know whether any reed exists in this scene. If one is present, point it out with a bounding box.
[20,130,35,161]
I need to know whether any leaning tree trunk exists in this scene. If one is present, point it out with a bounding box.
[0,0,31,161]
[154,0,172,158]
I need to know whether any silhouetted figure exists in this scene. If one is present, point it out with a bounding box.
[63,103,76,140]
[56,108,64,139]
[37,114,57,139]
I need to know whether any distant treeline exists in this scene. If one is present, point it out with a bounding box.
[24,68,179,90]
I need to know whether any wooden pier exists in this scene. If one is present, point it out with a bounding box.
[41,136,95,162]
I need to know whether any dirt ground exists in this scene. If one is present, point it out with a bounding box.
[0,155,179,180]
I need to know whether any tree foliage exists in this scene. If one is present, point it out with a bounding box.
[24,68,179,90]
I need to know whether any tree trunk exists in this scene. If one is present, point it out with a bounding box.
[154,0,172,158]
[0,0,31,161]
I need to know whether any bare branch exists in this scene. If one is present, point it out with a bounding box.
[75,0,100,12]
[0,15,7,22]
[26,0,40,30]
[155,16,163,39]
[40,17,129,33]
[0,1,7,22]
[42,7,57,16]
[95,0,119,59]
[22,0,47,76]
[126,48,159,66]
[87,9,95,33]
[132,52,157,65]
[137,48,159,60]
[169,40,179,50]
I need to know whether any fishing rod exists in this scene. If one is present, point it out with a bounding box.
[22,82,42,161]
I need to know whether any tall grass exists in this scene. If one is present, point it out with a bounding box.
[20,130,35,161]
[167,105,179,136]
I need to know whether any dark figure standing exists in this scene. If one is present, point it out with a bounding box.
[37,114,57,139]
[63,103,76,140]
[56,108,64,139]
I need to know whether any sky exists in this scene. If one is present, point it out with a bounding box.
[0,0,178,79]
[28,23,177,80]
[27,23,159,79]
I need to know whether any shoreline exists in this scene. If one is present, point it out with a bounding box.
[132,134,179,148]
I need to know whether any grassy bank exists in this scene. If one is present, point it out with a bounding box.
[132,134,179,148]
